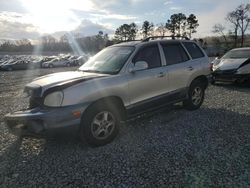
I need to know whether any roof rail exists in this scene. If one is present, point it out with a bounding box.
[142,35,189,42]
[116,39,141,44]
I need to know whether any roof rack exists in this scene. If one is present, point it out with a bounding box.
[142,35,189,42]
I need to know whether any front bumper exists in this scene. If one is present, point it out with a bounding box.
[42,64,49,68]
[4,103,89,136]
[212,72,250,82]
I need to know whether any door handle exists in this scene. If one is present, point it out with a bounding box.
[188,66,194,71]
[157,72,165,78]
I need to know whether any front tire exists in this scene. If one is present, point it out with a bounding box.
[80,104,120,146]
[183,80,205,111]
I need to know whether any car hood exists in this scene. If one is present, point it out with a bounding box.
[25,71,107,94]
[213,58,248,71]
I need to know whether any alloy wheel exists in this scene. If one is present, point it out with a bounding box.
[91,111,115,140]
[192,87,202,105]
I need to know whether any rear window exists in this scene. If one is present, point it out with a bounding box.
[183,42,204,59]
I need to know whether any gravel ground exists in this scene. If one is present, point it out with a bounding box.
[0,67,249,187]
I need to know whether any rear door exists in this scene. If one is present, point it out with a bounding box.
[160,42,200,92]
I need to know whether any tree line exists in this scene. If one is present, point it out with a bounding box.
[212,3,250,48]
[114,13,199,41]
[0,31,111,54]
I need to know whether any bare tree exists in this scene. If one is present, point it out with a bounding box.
[226,11,240,47]
[212,24,228,46]
[235,4,250,47]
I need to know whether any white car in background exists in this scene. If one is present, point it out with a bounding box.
[74,55,89,65]
[42,58,70,68]
[212,47,250,84]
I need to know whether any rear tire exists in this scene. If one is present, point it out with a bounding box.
[80,103,120,146]
[183,80,205,111]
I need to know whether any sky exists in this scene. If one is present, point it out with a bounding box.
[0,0,249,42]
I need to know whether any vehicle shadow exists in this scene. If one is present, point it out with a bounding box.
[0,106,249,187]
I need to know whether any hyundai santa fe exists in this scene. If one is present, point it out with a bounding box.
[4,37,211,146]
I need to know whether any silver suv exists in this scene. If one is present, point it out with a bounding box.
[5,37,211,146]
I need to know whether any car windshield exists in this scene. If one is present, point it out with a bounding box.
[79,46,134,74]
[222,49,250,59]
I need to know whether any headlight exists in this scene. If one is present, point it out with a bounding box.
[44,91,64,107]
[211,59,220,66]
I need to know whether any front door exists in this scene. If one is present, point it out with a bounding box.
[126,44,169,112]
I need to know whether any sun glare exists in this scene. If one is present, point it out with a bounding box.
[20,0,95,33]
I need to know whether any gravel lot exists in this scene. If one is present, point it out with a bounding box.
[0,67,249,187]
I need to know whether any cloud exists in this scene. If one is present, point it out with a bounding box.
[1,0,250,41]
[0,0,27,13]
[0,11,40,40]
[193,2,240,38]
[0,10,113,41]
[89,0,166,16]
[73,19,113,36]
[90,13,137,21]
[170,7,183,10]
[0,20,41,40]
[164,0,173,5]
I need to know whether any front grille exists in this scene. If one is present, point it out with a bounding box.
[24,85,43,108]
[213,69,237,75]
[29,97,44,108]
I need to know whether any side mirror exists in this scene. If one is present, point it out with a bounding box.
[129,61,148,73]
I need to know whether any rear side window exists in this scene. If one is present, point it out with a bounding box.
[132,44,161,69]
[183,42,204,59]
[161,43,189,65]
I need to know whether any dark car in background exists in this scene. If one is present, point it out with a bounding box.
[0,60,37,71]
[211,47,250,84]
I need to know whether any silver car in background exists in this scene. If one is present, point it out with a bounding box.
[42,58,70,68]
[5,37,211,146]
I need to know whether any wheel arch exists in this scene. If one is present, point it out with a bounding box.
[81,96,127,122]
[190,75,208,89]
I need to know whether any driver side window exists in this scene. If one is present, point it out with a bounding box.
[132,44,162,69]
